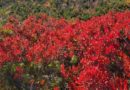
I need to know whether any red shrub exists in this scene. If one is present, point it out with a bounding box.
[0,11,130,89]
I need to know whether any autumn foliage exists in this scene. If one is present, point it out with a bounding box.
[0,11,130,89]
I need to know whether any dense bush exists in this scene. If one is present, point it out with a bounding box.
[0,11,130,89]
[0,0,130,21]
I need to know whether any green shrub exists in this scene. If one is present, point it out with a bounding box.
[0,0,130,21]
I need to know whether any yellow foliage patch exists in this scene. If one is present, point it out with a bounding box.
[125,0,130,4]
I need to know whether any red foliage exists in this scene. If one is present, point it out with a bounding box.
[53,86,60,90]
[0,11,130,89]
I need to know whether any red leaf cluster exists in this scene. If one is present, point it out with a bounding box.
[0,11,130,89]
